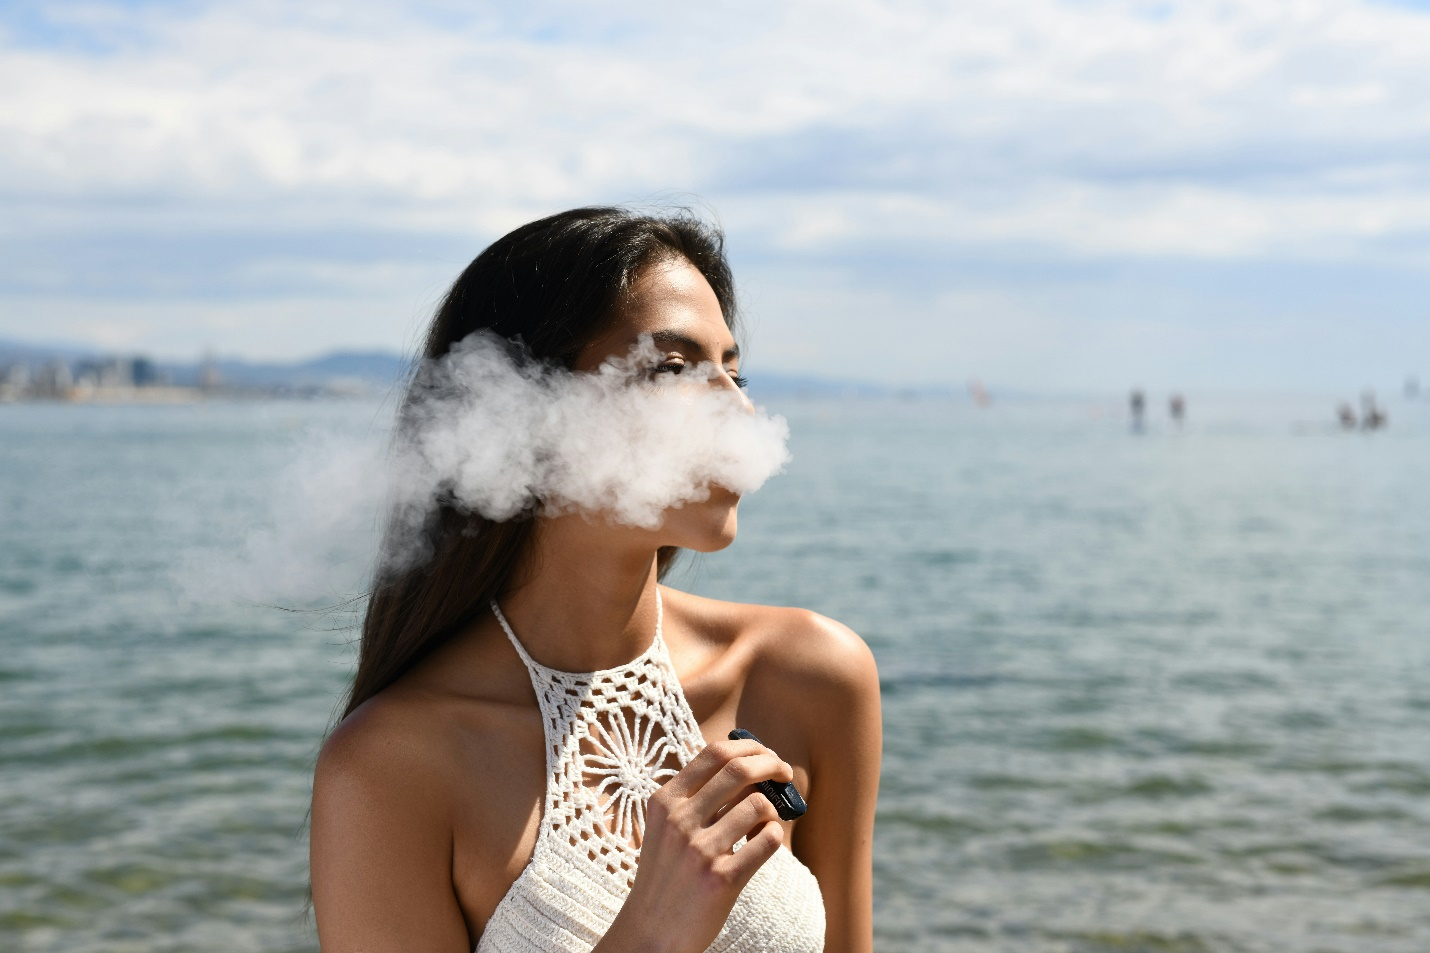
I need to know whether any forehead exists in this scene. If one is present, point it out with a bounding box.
[575,258,733,369]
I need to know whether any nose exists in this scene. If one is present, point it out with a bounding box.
[711,368,753,411]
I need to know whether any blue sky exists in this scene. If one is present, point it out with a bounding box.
[2,0,1428,392]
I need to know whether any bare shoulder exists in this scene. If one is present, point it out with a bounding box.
[670,589,875,683]
[746,604,878,697]
[311,685,506,948]
[315,632,535,807]
[314,690,463,823]
[663,588,880,732]
[310,638,547,945]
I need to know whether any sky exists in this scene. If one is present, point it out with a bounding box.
[2,0,1429,392]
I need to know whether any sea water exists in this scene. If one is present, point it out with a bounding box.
[2,395,1428,952]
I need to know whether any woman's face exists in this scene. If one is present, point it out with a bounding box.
[572,256,749,554]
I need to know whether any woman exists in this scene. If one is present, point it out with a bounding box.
[310,208,882,952]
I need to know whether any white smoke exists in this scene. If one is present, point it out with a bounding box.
[178,331,790,605]
[381,331,790,569]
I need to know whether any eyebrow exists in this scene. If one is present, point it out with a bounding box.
[648,330,739,363]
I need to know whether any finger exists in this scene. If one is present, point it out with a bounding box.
[688,752,793,822]
[710,784,757,823]
[706,790,781,851]
[713,819,784,889]
[660,739,767,800]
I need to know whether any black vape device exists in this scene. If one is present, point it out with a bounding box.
[727,728,808,821]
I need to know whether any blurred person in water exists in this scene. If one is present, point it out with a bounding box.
[309,207,881,953]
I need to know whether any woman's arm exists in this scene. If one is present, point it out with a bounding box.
[311,701,799,953]
[310,706,471,952]
[783,611,883,953]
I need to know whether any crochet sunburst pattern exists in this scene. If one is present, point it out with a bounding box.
[476,590,825,953]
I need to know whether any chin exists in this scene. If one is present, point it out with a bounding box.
[663,493,740,553]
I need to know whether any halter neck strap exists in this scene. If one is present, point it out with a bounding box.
[490,587,664,677]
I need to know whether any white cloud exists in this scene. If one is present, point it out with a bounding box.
[3,0,1430,385]
[0,288,436,359]
[5,0,1430,250]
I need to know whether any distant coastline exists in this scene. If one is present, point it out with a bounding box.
[0,337,412,403]
[0,334,940,404]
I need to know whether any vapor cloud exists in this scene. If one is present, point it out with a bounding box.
[181,333,790,601]
[382,332,790,569]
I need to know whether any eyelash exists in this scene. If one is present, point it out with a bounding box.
[655,363,748,389]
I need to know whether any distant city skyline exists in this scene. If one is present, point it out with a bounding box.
[2,1,1429,392]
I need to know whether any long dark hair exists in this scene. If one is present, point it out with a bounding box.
[342,207,738,720]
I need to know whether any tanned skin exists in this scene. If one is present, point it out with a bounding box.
[310,258,882,953]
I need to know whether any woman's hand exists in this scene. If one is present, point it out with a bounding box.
[595,737,792,953]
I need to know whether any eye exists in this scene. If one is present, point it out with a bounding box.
[730,373,749,389]
[654,360,685,376]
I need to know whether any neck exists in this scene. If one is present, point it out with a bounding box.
[496,514,662,673]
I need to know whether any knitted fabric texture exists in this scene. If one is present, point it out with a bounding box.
[476,591,825,953]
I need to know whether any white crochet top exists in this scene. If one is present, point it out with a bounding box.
[477,590,825,953]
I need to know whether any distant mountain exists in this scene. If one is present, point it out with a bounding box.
[291,351,412,382]
[0,335,412,394]
[744,372,883,398]
[164,350,411,389]
[746,371,955,399]
[1,334,930,398]
[0,335,99,363]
